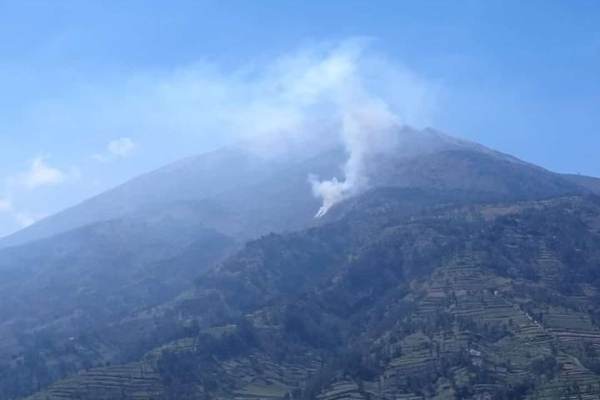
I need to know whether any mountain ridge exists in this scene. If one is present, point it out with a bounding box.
[3,129,595,249]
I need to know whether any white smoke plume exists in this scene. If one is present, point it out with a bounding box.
[139,39,435,216]
[1,39,435,237]
[307,101,395,216]
[277,41,434,217]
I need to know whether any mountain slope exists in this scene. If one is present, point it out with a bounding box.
[562,173,600,195]
[0,147,277,248]
[1,128,598,399]
[27,191,600,400]
[0,209,237,399]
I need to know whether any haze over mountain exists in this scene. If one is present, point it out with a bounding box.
[2,127,600,399]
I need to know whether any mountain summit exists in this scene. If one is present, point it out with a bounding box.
[0,128,588,248]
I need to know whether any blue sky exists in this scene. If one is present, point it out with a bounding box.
[0,0,599,236]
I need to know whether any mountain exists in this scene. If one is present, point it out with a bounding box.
[0,128,587,248]
[2,128,600,399]
[25,190,600,400]
[0,147,284,248]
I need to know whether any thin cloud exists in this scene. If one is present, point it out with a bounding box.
[108,137,136,157]
[94,137,137,162]
[0,157,77,235]
[18,157,67,190]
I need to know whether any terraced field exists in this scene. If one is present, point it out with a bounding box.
[27,362,163,400]
[25,196,600,399]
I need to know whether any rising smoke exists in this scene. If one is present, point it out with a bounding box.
[7,39,435,226]
[168,39,435,216]
[309,92,401,217]
[272,41,435,217]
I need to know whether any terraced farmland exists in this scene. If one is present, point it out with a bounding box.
[25,196,600,399]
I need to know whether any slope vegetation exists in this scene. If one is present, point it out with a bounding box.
[27,190,600,400]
